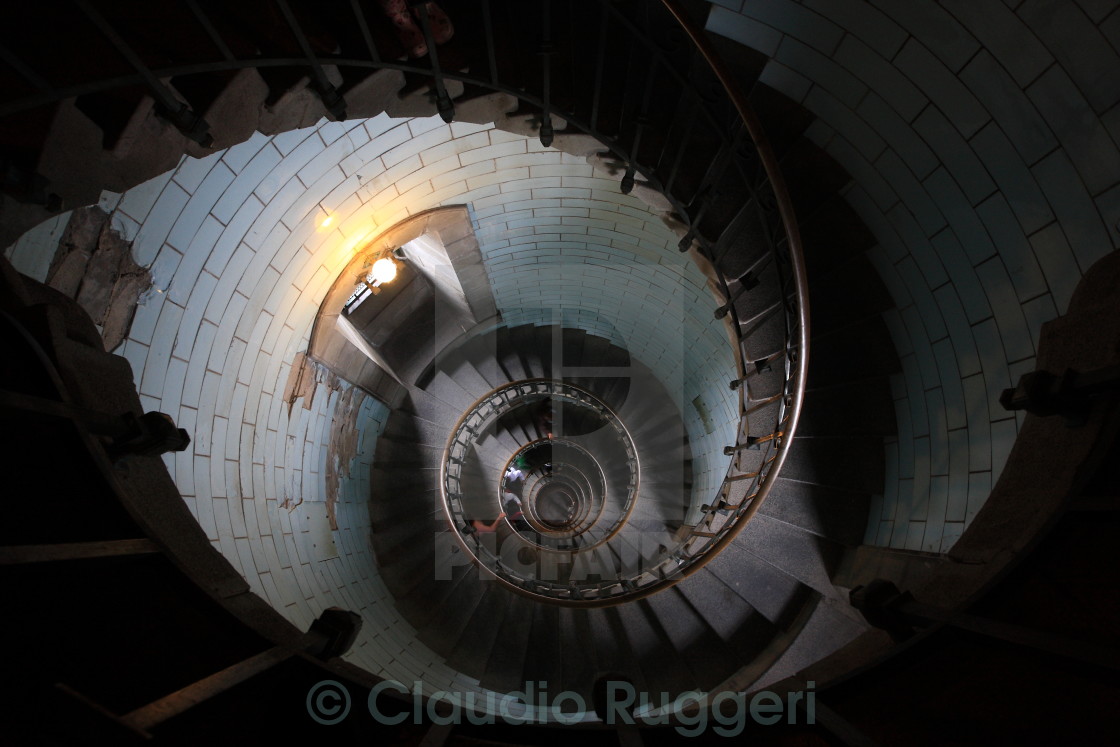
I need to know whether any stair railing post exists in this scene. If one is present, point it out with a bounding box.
[409,0,455,123]
[72,0,214,146]
[275,0,347,120]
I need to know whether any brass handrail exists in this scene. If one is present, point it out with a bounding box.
[0,0,809,609]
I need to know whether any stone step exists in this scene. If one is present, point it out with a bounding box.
[736,513,848,601]
[614,600,695,697]
[418,569,490,654]
[479,591,539,694]
[445,582,519,676]
[520,602,563,697]
[704,539,813,629]
[443,354,495,403]
[749,598,870,693]
[762,478,871,548]
[495,326,530,382]
[426,369,478,414]
[643,585,739,691]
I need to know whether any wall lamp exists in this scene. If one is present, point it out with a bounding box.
[344,255,399,310]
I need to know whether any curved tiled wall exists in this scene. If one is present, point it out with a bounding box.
[7,114,738,691]
[707,0,1120,552]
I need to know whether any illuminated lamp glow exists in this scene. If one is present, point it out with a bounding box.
[369,257,398,285]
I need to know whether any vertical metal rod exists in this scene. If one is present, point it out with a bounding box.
[539,0,554,147]
[715,277,752,319]
[410,1,454,122]
[615,35,637,143]
[663,107,695,195]
[275,0,347,119]
[481,0,498,86]
[348,0,382,63]
[694,131,737,208]
[0,42,54,92]
[72,0,213,145]
[589,1,609,132]
[651,89,683,175]
[566,0,579,117]
[621,56,659,193]
[184,0,235,62]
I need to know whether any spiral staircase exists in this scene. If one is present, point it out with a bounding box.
[5,0,1118,745]
[0,0,886,734]
[364,320,873,710]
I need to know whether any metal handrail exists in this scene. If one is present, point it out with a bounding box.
[441,379,645,601]
[0,0,808,606]
[501,438,610,543]
[659,0,809,574]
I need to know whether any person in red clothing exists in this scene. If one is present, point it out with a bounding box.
[469,513,505,533]
[377,0,454,58]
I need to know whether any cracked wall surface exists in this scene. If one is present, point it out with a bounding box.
[5,112,740,693]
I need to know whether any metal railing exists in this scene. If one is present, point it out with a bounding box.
[0,0,808,605]
[442,379,649,600]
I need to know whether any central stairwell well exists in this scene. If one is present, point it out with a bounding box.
[0,0,910,731]
[367,320,871,716]
[342,1,893,719]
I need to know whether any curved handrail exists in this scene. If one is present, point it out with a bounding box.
[1,0,808,608]
[501,438,611,542]
[441,379,645,601]
[654,0,810,583]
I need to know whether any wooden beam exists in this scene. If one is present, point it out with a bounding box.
[0,539,160,565]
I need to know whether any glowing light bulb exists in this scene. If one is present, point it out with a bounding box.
[369,257,398,285]
[320,214,333,228]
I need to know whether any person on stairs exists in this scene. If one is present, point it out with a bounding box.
[503,492,531,532]
[468,513,505,534]
[505,454,527,489]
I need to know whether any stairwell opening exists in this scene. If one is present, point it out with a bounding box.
[4,111,770,719]
[1,0,1117,739]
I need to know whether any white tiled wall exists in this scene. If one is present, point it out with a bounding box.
[707,0,1120,552]
[6,114,740,693]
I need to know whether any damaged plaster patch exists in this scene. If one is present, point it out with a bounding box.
[280,352,369,530]
[43,205,152,351]
[324,384,368,531]
[282,351,318,416]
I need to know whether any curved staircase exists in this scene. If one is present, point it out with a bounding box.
[0,0,906,734]
[368,322,871,714]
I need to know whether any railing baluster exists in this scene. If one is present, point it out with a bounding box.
[615,35,637,142]
[589,1,610,133]
[0,42,53,93]
[184,0,235,62]
[663,102,695,196]
[677,131,743,251]
[714,268,759,319]
[73,0,214,146]
[539,0,554,147]
[348,0,382,64]
[724,431,781,456]
[730,352,783,390]
[410,0,455,122]
[481,0,499,86]
[275,0,347,120]
[620,55,658,194]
